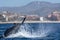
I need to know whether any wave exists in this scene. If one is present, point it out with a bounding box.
[6,23,53,38]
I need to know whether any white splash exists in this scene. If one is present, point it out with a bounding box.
[7,23,52,38]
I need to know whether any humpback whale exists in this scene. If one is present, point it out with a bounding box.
[0,16,26,38]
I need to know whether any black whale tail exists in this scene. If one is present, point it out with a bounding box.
[0,16,26,39]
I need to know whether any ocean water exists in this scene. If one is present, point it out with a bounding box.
[0,23,60,40]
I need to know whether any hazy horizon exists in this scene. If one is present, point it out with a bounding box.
[0,0,60,7]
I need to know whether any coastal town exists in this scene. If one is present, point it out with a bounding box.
[0,11,60,22]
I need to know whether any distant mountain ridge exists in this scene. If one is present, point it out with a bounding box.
[0,1,60,16]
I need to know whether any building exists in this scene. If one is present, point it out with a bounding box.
[52,11,60,21]
[26,15,40,21]
[0,14,6,22]
[46,11,60,21]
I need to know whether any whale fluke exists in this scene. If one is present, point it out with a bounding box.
[0,16,26,38]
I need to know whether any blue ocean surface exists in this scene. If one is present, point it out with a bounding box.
[0,23,60,40]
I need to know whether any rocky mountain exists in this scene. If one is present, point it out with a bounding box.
[0,1,60,16]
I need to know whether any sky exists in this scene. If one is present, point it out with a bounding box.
[0,0,60,7]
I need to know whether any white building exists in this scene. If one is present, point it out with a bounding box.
[40,17,44,21]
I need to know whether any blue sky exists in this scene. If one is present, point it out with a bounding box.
[0,0,60,7]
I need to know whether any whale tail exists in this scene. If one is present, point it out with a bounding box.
[0,16,26,39]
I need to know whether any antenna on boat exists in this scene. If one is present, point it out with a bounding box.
[0,16,26,38]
